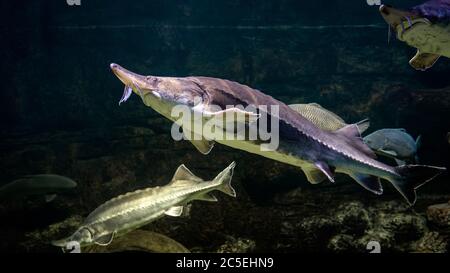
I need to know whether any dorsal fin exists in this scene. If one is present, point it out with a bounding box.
[336,124,377,159]
[307,102,324,108]
[171,164,203,183]
[336,124,360,138]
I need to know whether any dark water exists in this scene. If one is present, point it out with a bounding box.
[0,0,449,253]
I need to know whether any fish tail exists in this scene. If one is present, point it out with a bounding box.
[213,161,237,197]
[387,165,446,205]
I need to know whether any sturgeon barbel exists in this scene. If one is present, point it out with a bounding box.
[110,63,446,205]
[52,162,236,247]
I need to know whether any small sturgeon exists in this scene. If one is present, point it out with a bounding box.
[110,63,446,205]
[52,162,236,247]
[380,0,450,70]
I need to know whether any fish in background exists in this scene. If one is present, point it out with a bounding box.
[0,174,77,203]
[379,0,450,70]
[288,103,370,134]
[52,162,236,248]
[364,129,421,165]
[110,63,446,205]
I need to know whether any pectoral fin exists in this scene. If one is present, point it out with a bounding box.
[165,206,184,217]
[377,149,398,157]
[183,129,215,155]
[409,50,440,71]
[303,168,327,184]
[207,107,260,125]
[349,173,383,195]
[195,193,218,202]
[314,161,335,183]
[395,159,406,166]
[95,232,115,246]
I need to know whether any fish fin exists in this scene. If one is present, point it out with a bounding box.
[195,193,218,202]
[171,164,203,183]
[307,102,324,108]
[335,124,377,159]
[378,149,398,157]
[189,139,214,155]
[416,135,422,151]
[314,161,335,183]
[389,165,446,205]
[349,173,383,195]
[182,129,215,155]
[95,232,115,246]
[395,159,406,166]
[303,168,327,184]
[355,118,370,134]
[409,50,440,71]
[182,204,192,217]
[165,206,184,217]
[45,194,57,202]
[207,107,260,124]
[335,124,360,138]
[213,162,237,197]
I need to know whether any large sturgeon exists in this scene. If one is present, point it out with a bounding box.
[379,0,450,70]
[110,63,446,205]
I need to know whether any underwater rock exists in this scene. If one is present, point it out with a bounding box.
[375,212,427,243]
[216,236,256,253]
[297,216,340,251]
[335,202,370,236]
[84,230,190,253]
[412,232,448,253]
[327,234,358,253]
[358,229,395,252]
[427,202,450,228]
[22,215,83,252]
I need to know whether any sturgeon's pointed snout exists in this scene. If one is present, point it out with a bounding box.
[110,63,147,87]
[379,4,417,28]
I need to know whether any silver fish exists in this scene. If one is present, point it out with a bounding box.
[110,63,446,205]
[364,128,421,165]
[288,103,370,134]
[0,174,77,202]
[52,162,236,248]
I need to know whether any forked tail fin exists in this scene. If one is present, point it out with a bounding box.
[389,165,446,205]
[213,161,237,197]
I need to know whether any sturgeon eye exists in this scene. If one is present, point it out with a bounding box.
[146,76,159,84]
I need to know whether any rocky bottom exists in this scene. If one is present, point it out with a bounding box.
[0,127,448,253]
